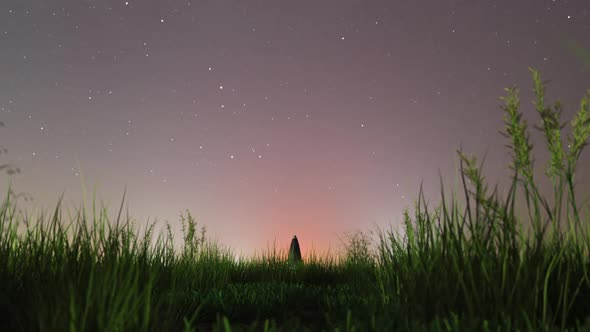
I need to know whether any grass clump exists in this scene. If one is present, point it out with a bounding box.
[1,68,590,331]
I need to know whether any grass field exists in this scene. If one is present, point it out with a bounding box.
[1,68,590,331]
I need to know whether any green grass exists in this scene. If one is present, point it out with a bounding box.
[1,68,590,331]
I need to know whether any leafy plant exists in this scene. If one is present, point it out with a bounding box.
[0,120,32,205]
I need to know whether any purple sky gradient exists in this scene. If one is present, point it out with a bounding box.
[1,0,589,259]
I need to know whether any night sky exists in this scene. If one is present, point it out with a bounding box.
[1,0,589,260]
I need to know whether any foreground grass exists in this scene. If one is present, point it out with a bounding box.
[2,68,590,331]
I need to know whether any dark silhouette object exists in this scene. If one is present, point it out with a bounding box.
[288,235,302,264]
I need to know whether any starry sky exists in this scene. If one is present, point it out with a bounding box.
[1,0,589,260]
